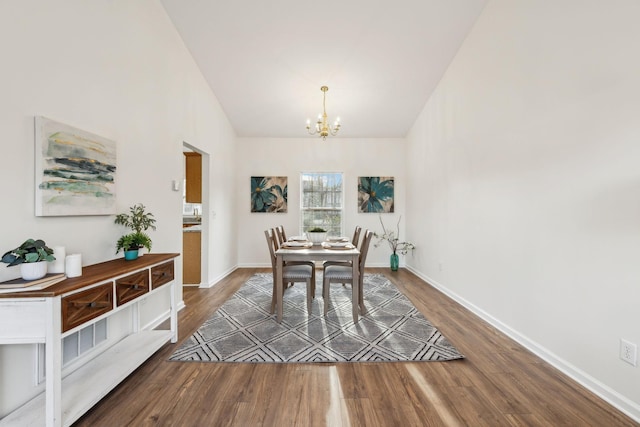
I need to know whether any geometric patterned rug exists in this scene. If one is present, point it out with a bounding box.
[169,273,464,363]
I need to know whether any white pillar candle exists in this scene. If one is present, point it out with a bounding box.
[65,254,82,278]
[48,246,66,274]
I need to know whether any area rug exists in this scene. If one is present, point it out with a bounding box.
[169,273,464,363]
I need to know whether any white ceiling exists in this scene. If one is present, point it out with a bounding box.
[160,0,487,139]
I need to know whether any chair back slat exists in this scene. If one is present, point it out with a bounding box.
[352,226,362,247]
[271,225,287,250]
[277,225,287,242]
[264,229,278,269]
[358,230,373,274]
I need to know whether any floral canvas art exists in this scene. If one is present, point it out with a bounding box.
[250,176,288,213]
[358,176,394,213]
[35,117,117,216]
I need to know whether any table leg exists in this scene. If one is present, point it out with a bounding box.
[351,253,359,323]
[276,254,283,323]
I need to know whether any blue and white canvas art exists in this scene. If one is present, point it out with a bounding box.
[250,176,287,213]
[358,176,394,213]
[35,117,117,216]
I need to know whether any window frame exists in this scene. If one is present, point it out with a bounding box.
[299,172,344,237]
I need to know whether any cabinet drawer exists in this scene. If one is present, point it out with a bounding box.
[151,261,174,289]
[62,283,113,332]
[116,270,149,306]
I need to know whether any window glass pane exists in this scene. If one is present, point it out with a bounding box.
[300,172,343,236]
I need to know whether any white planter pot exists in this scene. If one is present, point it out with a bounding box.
[306,232,327,244]
[21,261,48,281]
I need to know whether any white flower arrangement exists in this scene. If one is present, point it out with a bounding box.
[373,215,415,255]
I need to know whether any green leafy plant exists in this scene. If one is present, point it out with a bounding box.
[114,204,156,253]
[1,239,55,266]
[307,227,327,233]
[116,232,152,254]
[373,215,415,255]
[114,203,156,234]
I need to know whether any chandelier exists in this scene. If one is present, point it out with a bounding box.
[306,86,341,140]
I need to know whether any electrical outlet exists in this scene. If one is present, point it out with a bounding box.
[620,339,637,366]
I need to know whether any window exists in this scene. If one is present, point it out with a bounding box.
[300,172,343,237]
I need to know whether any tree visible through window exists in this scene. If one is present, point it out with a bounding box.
[300,172,343,237]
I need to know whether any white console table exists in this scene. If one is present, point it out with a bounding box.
[0,253,179,427]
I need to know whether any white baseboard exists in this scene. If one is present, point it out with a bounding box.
[145,302,185,328]
[199,265,238,288]
[236,263,271,268]
[144,309,171,331]
[405,265,640,423]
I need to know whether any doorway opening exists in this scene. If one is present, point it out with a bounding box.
[182,143,209,287]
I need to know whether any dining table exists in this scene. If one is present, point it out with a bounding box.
[275,241,360,324]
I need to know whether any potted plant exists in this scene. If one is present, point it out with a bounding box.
[116,232,152,261]
[373,215,415,271]
[306,227,328,244]
[1,238,56,280]
[114,203,156,260]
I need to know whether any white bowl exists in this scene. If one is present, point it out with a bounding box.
[306,232,327,244]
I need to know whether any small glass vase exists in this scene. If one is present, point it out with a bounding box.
[390,253,399,271]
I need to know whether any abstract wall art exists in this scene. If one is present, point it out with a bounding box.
[35,116,117,216]
[250,176,287,213]
[358,176,394,213]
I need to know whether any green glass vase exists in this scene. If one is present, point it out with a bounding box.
[390,253,399,271]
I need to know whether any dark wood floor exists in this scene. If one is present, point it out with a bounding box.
[74,268,638,426]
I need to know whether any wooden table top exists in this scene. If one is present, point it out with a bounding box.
[0,253,179,298]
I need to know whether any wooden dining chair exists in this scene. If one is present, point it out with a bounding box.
[273,225,316,294]
[322,229,373,316]
[322,225,363,280]
[264,229,316,315]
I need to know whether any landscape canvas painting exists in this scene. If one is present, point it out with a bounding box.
[35,117,117,216]
[251,176,287,213]
[358,176,394,213]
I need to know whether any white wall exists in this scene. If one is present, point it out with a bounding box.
[406,0,640,419]
[0,0,236,416]
[235,138,408,267]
